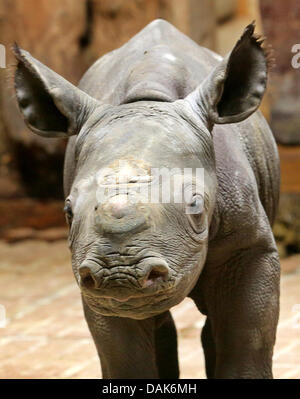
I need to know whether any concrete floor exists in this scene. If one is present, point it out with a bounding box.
[0,239,299,379]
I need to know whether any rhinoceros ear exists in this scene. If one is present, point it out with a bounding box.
[13,45,100,138]
[186,22,269,127]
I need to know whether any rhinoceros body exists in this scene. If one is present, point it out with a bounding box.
[15,19,280,378]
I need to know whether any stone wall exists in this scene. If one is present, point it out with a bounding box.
[260,0,300,145]
[260,1,300,256]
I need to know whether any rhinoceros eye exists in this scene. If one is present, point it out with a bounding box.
[64,200,73,227]
[186,194,205,233]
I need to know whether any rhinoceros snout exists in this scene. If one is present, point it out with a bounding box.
[79,257,170,294]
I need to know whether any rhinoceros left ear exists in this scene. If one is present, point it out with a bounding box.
[14,44,100,138]
[186,22,269,127]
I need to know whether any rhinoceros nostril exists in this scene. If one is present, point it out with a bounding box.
[143,264,170,288]
[79,265,101,289]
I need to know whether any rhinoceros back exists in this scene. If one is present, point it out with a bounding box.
[78,19,222,104]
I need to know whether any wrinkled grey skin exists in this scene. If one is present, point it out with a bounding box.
[14,20,280,379]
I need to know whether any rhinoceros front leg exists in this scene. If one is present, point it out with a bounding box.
[201,317,216,378]
[194,247,280,379]
[154,311,179,378]
[82,299,159,378]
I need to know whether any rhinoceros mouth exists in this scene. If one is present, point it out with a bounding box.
[81,274,176,303]
[84,286,174,304]
[81,269,194,318]
[83,288,179,319]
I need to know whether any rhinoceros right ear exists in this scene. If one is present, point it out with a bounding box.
[186,22,269,128]
[14,45,100,138]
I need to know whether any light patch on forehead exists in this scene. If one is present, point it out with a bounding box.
[96,159,152,186]
[163,53,177,62]
[111,162,136,182]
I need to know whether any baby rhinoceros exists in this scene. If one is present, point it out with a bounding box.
[14,19,280,379]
